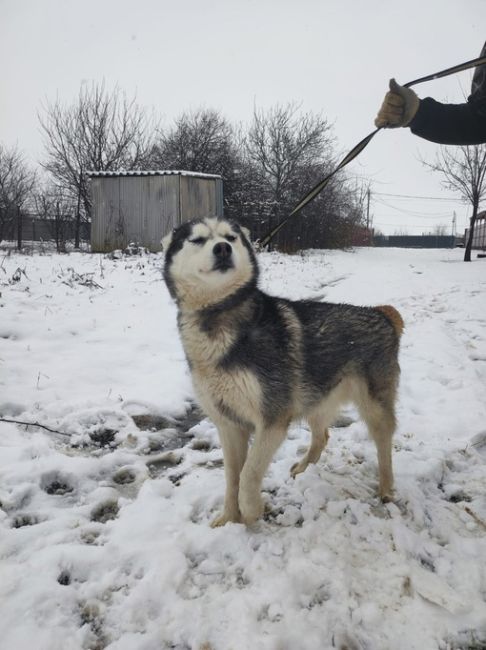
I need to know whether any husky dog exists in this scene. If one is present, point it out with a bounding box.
[163,217,403,526]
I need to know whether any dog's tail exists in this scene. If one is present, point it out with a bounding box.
[375,305,404,337]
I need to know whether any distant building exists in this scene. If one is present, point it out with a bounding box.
[464,211,486,250]
[88,170,223,252]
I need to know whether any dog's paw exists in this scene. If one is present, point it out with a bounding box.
[239,490,264,525]
[210,511,240,527]
[380,491,394,504]
[290,459,308,478]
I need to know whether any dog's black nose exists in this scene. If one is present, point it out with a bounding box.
[213,242,232,258]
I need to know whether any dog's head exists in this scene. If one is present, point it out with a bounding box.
[162,217,258,309]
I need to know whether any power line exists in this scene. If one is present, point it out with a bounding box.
[373,222,451,228]
[373,191,465,202]
[373,197,453,218]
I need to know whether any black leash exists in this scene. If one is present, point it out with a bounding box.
[259,53,486,248]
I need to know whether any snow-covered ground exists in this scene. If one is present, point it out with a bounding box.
[1,245,486,650]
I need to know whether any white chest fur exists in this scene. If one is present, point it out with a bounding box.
[178,312,262,430]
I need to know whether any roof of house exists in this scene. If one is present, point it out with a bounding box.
[86,169,222,180]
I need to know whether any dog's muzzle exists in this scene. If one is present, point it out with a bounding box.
[212,242,234,271]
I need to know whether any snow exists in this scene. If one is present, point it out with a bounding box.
[86,170,222,179]
[1,245,486,650]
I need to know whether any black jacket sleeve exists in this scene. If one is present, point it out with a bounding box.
[409,97,486,145]
[409,42,486,145]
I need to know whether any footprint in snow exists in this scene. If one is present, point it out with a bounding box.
[40,471,75,496]
[112,467,137,485]
[11,513,43,528]
[90,499,119,523]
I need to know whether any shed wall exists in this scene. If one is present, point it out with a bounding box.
[90,178,109,251]
[141,176,180,250]
[91,174,222,252]
[120,176,143,245]
[179,176,223,221]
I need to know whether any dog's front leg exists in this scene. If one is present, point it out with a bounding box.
[211,424,250,527]
[238,423,288,525]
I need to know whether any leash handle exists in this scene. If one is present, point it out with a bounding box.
[404,54,486,88]
[259,54,486,249]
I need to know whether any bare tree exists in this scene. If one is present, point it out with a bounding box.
[431,223,449,236]
[151,108,243,217]
[242,103,370,250]
[423,144,486,261]
[34,184,76,252]
[0,144,37,246]
[39,82,156,246]
[153,109,236,171]
[246,103,334,209]
[243,104,339,248]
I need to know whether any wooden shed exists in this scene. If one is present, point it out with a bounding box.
[88,170,223,252]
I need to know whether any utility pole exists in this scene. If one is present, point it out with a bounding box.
[452,211,457,237]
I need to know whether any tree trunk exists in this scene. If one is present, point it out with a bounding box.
[75,182,82,249]
[464,200,479,262]
[16,205,22,250]
[55,201,60,251]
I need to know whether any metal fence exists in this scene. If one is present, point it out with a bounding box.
[0,213,90,246]
[373,235,456,248]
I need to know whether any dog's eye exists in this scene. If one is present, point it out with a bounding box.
[190,237,207,245]
[225,235,237,242]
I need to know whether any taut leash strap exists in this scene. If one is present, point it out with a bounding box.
[259,54,486,248]
[404,54,486,88]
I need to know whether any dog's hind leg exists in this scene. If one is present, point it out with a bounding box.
[357,388,396,502]
[211,424,250,527]
[290,415,330,478]
[290,392,344,478]
[238,422,289,525]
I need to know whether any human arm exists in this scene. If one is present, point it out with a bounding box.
[375,77,486,145]
[408,97,486,145]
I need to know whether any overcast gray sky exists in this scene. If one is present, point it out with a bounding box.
[1,0,485,235]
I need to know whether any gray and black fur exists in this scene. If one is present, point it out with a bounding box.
[163,217,403,526]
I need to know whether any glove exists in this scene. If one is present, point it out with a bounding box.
[375,78,420,128]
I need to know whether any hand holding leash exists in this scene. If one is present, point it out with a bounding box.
[260,52,486,248]
[375,78,420,128]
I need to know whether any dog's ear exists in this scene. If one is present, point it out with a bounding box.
[240,226,251,241]
[161,231,173,251]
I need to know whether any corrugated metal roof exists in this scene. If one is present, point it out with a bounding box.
[86,169,222,179]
